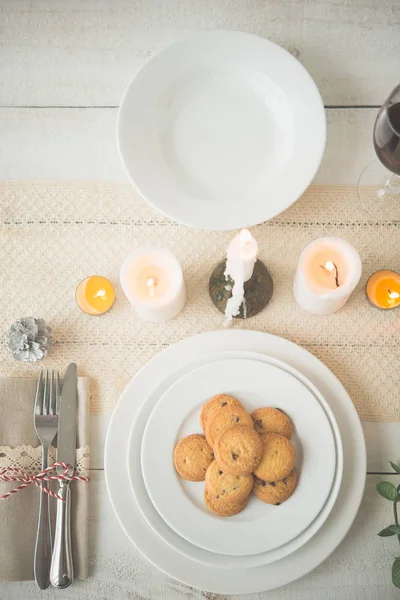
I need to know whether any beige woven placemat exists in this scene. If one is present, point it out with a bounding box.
[0,181,399,421]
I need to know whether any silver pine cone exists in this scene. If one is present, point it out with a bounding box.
[6,317,54,363]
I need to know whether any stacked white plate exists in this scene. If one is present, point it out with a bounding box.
[105,330,366,595]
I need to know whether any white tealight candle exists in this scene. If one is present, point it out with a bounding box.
[293,237,362,315]
[120,246,186,322]
[224,229,258,324]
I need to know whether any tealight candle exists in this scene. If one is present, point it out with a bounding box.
[366,270,400,310]
[76,276,115,316]
[120,246,186,322]
[293,237,362,315]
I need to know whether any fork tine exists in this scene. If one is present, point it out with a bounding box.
[56,371,61,415]
[49,370,55,415]
[35,370,43,416]
[43,370,49,415]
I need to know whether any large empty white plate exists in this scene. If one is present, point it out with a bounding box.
[141,358,336,556]
[118,31,326,230]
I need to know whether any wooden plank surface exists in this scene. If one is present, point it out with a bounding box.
[0,472,398,600]
[0,0,398,107]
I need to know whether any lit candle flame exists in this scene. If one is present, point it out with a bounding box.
[320,260,340,288]
[239,229,252,246]
[324,261,335,272]
[147,277,156,298]
[388,289,400,300]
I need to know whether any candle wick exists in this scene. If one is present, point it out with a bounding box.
[319,263,340,288]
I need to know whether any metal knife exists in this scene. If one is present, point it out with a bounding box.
[50,363,77,589]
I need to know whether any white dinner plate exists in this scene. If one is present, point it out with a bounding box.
[141,358,336,556]
[105,330,366,594]
[129,351,342,569]
[118,31,326,230]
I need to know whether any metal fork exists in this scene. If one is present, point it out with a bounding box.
[33,370,60,590]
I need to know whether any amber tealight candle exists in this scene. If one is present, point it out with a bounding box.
[76,276,116,315]
[366,270,400,310]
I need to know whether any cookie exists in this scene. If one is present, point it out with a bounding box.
[253,433,296,482]
[173,434,214,482]
[205,406,254,448]
[200,394,244,432]
[251,407,293,439]
[213,425,263,475]
[205,459,253,504]
[204,488,248,517]
[253,468,298,505]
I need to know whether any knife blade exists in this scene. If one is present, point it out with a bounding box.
[50,362,77,589]
[56,363,77,473]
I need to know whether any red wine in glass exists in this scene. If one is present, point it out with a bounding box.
[374,100,400,176]
[358,84,400,220]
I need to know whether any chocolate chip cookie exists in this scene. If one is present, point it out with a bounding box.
[173,434,214,481]
[200,394,244,432]
[253,468,298,505]
[214,425,263,475]
[204,488,248,517]
[253,433,296,482]
[205,459,253,504]
[251,407,293,439]
[205,406,254,448]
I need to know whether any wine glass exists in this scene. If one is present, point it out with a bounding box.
[358,84,400,221]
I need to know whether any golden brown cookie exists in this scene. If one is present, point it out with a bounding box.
[253,468,298,505]
[205,459,253,504]
[213,425,263,475]
[205,406,254,448]
[204,488,248,517]
[200,394,244,432]
[251,407,293,439]
[173,434,214,482]
[253,433,296,482]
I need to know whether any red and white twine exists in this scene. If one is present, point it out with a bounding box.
[0,462,90,502]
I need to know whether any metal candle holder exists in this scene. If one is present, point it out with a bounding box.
[209,259,273,319]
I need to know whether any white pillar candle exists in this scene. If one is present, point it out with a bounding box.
[120,246,186,322]
[224,229,258,324]
[293,237,362,315]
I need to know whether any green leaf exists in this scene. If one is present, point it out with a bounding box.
[392,558,400,588]
[377,481,398,501]
[390,461,400,474]
[378,525,400,536]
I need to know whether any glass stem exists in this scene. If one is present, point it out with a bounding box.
[384,174,400,196]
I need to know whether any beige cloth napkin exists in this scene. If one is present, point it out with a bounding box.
[0,377,89,581]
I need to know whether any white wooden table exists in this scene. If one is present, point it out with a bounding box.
[1,1,400,598]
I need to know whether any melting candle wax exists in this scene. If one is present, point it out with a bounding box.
[136,265,169,298]
[305,249,347,291]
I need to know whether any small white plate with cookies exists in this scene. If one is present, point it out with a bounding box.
[141,358,337,556]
